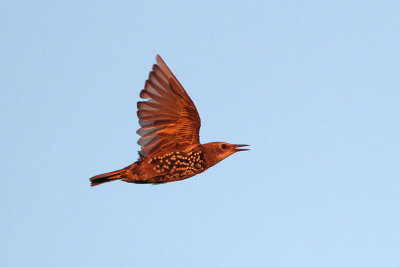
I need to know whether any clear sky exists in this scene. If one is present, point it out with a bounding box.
[1,1,399,266]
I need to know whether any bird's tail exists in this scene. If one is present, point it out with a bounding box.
[90,168,125,187]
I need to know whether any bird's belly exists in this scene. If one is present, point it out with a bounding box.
[143,150,207,183]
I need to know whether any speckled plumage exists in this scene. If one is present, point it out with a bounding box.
[149,150,205,178]
[90,55,248,186]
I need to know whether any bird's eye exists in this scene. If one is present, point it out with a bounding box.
[221,144,227,149]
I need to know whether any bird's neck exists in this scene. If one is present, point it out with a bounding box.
[200,143,223,168]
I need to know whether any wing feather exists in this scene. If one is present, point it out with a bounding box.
[136,55,201,157]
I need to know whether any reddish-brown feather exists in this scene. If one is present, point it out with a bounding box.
[137,55,201,157]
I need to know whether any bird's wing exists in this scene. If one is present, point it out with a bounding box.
[136,55,201,157]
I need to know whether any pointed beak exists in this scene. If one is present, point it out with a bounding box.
[234,144,250,152]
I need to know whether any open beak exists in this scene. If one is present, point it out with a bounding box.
[234,144,250,152]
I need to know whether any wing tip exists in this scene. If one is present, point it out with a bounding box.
[156,54,163,63]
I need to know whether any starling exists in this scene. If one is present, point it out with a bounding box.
[90,55,249,186]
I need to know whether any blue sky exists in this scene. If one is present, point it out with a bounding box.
[1,1,399,266]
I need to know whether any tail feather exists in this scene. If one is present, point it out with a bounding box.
[90,169,124,187]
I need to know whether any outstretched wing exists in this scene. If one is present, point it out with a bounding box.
[136,55,201,157]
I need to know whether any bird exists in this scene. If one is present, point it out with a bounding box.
[90,55,249,186]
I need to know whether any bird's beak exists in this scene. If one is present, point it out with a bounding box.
[234,144,250,152]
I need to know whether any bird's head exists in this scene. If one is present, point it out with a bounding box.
[202,142,249,167]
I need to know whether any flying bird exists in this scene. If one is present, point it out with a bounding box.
[90,55,249,186]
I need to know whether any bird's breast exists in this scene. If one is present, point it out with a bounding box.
[146,150,207,180]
